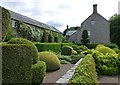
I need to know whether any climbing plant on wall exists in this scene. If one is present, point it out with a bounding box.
[17,21,44,42]
[2,7,14,42]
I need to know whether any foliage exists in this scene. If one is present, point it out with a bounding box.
[1,44,33,84]
[17,21,44,42]
[81,30,90,46]
[69,54,98,84]
[61,46,77,56]
[2,7,14,42]
[34,42,61,53]
[92,50,119,75]
[72,45,88,54]
[96,46,116,55]
[60,60,71,64]
[70,54,84,64]
[38,51,60,72]
[32,61,46,85]
[109,15,120,47]
[87,44,98,49]
[7,38,38,64]
[95,44,105,50]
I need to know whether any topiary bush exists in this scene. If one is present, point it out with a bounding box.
[96,46,116,55]
[1,44,33,84]
[32,61,46,85]
[61,46,77,55]
[69,54,98,84]
[38,51,60,72]
[95,44,105,50]
[7,38,38,64]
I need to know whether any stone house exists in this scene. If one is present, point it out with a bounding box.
[68,4,110,44]
[0,6,62,42]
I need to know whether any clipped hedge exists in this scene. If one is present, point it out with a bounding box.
[32,61,46,85]
[34,42,61,53]
[61,46,77,56]
[7,38,38,64]
[38,51,60,72]
[2,44,33,84]
[69,54,98,84]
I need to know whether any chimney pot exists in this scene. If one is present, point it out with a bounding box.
[93,4,97,13]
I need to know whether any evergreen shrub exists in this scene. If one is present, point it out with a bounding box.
[61,46,77,55]
[38,51,60,72]
[1,44,33,84]
[69,54,98,84]
[32,61,46,85]
[7,38,38,64]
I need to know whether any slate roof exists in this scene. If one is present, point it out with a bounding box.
[9,10,62,33]
[66,30,77,36]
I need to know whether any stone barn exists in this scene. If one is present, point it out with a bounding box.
[68,4,110,44]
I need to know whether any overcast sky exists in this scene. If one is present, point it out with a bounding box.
[0,0,119,32]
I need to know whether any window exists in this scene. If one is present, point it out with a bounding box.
[12,20,17,28]
[88,31,91,36]
[91,20,95,25]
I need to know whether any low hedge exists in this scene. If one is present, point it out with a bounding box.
[7,38,38,64]
[34,42,61,53]
[32,61,46,85]
[69,54,98,84]
[2,44,33,84]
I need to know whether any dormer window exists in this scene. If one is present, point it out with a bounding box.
[91,19,95,25]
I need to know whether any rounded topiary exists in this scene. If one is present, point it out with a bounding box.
[95,44,105,50]
[32,61,46,85]
[7,38,38,64]
[38,51,60,72]
[61,46,77,55]
[96,47,116,55]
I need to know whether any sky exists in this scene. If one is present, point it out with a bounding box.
[0,0,119,32]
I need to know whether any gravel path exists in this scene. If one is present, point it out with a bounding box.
[41,64,74,84]
[98,75,120,85]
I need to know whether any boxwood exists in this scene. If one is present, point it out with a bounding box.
[1,44,34,84]
[69,54,98,84]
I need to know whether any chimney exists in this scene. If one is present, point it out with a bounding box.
[93,4,97,13]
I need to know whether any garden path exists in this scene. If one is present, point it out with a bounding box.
[98,75,120,85]
[41,64,74,84]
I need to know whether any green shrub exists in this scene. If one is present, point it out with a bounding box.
[70,54,84,64]
[92,50,119,75]
[32,61,46,85]
[95,44,105,50]
[96,46,116,54]
[60,60,71,64]
[87,43,98,49]
[7,38,38,64]
[1,44,33,84]
[69,54,98,84]
[61,43,73,47]
[61,46,77,55]
[58,55,72,63]
[105,43,119,49]
[38,51,60,72]
[72,45,88,54]
[34,42,61,53]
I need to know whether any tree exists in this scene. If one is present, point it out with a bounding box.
[81,30,90,46]
[109,14,120,47]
